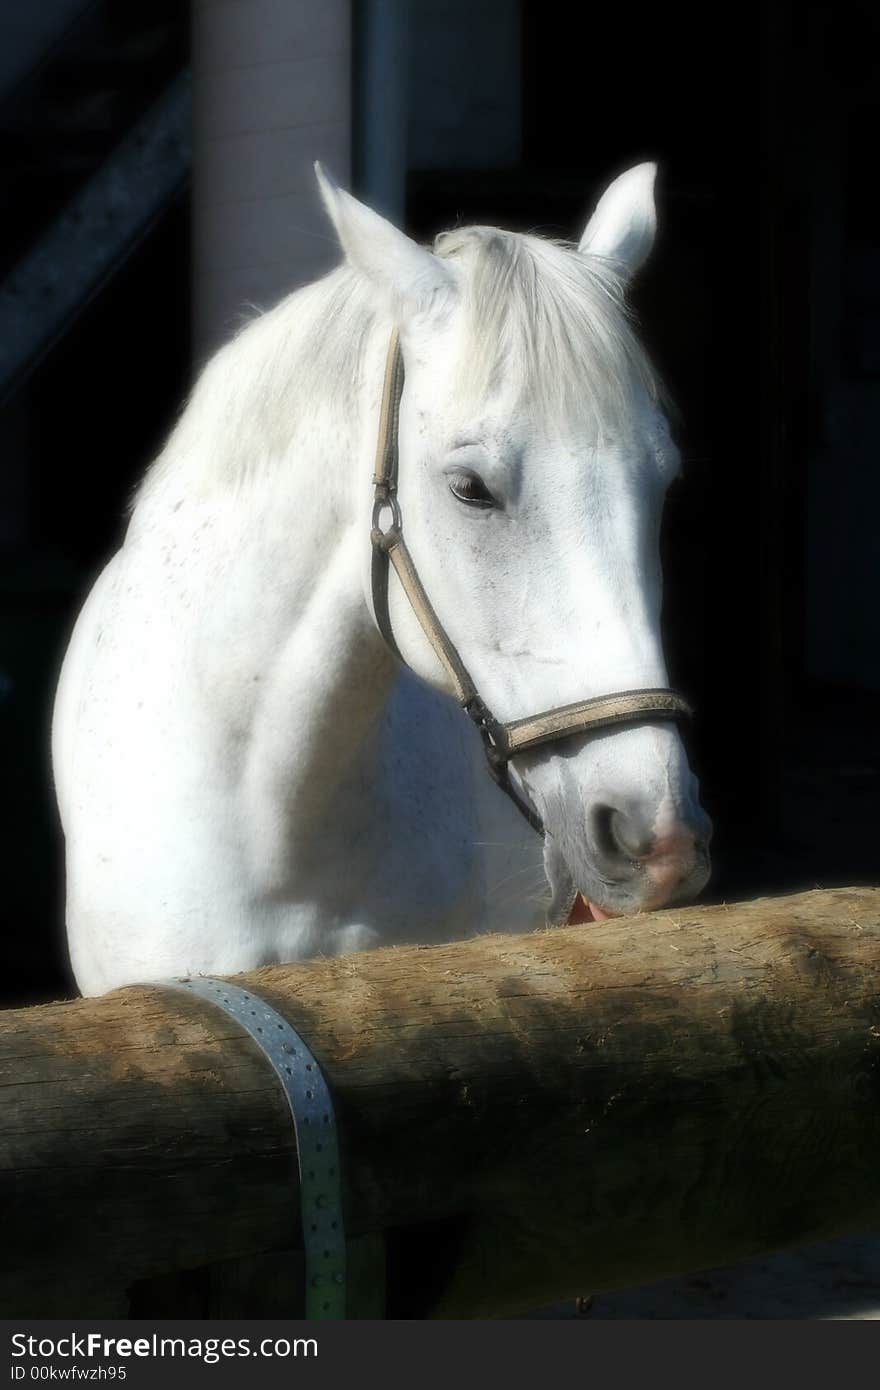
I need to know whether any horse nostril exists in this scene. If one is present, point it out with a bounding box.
[589,805,655,864]
[582,794,710,908]
[608,808,655,862]
[589,803,703,870]
[590,804,621,861]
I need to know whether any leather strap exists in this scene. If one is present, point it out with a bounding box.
[372,327,405,491]
[370,328,406,658]
[501,689,692,757]
[370,331,482,707]
[368,332,691,835]
[383,532,478,706]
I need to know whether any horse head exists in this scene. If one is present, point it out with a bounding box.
[317,163,711,924]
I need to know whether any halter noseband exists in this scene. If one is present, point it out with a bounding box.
[369,330,691,835]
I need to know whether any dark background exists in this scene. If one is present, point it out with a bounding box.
[1,0,878,1008]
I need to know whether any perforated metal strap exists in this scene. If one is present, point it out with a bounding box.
[165,976,346,1320]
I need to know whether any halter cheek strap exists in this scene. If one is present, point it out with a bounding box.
[369,330,691,835]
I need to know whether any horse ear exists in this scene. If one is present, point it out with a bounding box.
[578,163,657,281]
[315,163,455,317]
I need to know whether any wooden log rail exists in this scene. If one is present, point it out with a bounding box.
[2,887,880,1318]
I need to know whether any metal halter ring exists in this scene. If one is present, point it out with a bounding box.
[371,484,402,547]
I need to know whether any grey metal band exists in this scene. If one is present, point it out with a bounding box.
[164,976,346,1320]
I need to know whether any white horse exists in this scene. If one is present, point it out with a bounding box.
[52,161,711,997]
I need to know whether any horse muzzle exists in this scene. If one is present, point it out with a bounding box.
[544,797,713,925]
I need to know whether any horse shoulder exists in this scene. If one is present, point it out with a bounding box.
[52,550,124,832]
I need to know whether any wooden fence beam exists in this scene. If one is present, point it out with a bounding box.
[2,887,880,1317]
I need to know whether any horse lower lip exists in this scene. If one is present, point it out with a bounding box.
[567,894,619,924]
[587,900,617,922]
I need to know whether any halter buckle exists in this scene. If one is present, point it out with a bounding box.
[465,696,544,833]
[371,484,402,549]
[463,695,510,770]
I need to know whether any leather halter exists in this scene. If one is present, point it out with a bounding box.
[369,329,691,835]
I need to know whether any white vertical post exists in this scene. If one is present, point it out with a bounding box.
[192,0,353,359]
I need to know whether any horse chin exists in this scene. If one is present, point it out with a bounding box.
[542,833,626,927]
[543,836,618,927]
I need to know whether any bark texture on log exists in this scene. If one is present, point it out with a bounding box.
[2,887,880,1317]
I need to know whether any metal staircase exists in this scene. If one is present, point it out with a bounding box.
[0,0,190,400]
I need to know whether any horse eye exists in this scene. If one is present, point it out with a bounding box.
[448,471,496,509]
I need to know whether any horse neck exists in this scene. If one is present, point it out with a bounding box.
[138,281,401,830]
[224,301,400,829]
[241,528,397,842]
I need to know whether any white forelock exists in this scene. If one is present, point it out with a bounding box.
[434,226,660,431]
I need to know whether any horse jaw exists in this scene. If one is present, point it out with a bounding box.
[543,838,620,926]
[543,835,577,926]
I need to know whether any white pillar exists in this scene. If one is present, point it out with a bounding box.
[192,0,352,358]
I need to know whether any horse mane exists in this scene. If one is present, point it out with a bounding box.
[137,226,661,504]
[434,227,661,432]
[135,267,377,503]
